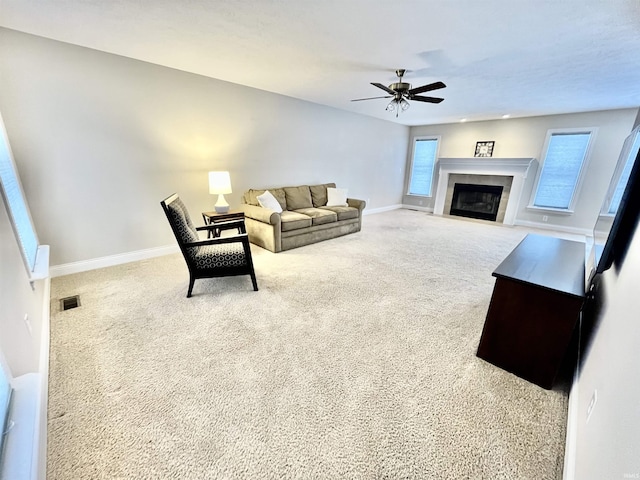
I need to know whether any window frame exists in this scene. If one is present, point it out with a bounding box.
[406,135,440,198]
[600,126,640,217]
[0,112,48,280]
[0,351,13,465]
[527,127,597,214]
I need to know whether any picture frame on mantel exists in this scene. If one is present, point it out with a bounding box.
[475,141,495,157]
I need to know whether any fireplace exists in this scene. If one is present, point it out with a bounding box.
[450,183,504,221]
[434,158,534,225]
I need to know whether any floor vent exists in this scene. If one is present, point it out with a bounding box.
[60,295,81,311]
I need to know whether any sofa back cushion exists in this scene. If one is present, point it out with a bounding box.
[244,188,286,210]
[284,186,313,210]
[310,183,336,207]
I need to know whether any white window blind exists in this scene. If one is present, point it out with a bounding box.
[532,131,593,210]
[408,137,439,196]
[608,130,640,215]
[0,113,39,273]
[0,354,12,462]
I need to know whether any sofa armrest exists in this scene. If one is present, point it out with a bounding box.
[241,204,281,225]
[347,198,366,212]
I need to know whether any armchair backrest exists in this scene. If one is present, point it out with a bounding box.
[161,194,199,247]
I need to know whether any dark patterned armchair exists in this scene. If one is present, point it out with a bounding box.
[161,193,258,297]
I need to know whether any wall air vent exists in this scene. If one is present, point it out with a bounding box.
[60,295,81,311]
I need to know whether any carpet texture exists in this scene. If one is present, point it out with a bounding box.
[48,210,568,479]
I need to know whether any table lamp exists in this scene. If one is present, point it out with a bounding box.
[209,171,232,213]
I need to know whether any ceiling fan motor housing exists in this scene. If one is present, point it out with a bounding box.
[390,82,411,93]
[390,69,410,93]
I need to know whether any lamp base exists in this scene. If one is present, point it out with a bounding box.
[214,194,230,213]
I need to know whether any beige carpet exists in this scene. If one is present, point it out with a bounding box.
[48,210,568,479]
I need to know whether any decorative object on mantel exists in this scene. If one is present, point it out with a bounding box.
[209,171,232,213]
[475,141,495,157]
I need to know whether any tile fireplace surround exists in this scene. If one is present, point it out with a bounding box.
[433,158,534,225]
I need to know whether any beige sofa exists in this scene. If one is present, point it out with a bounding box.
[240,183,366,253]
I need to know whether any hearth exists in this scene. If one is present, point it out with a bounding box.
[450,183,504,221]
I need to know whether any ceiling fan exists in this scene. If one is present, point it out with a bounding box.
[351,69,446,117]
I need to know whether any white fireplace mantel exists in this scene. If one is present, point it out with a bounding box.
[433,157,534,225]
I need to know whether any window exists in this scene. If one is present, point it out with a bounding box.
[407,137,439,197]
[605,128,640,215]
[0,354,12,460]
[530,129,595,211]
[0,112,43,276]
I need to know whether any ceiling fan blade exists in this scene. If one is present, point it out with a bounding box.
[371,82,396,95]
[351,95,393,102]
[408,81,446,95]
[411,95,445,104]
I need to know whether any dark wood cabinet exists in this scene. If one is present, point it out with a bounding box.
[477,234,585,389]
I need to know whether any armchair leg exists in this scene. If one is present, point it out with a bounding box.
[187,277,195,298]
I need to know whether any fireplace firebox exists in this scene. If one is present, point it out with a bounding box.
[450,183,504,221]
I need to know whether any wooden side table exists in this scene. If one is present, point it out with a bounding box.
[201,210,246,238]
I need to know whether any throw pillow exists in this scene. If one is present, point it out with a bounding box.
[257,190,283,213]
[326,187,348,207]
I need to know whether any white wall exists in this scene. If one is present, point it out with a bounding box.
[0,28,409,267]
[571,221,640,478]
[406,110,638,232]
[0,192,46,377]
[569,105,640,478]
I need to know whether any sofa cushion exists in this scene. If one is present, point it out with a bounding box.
[284,186,313,210]
[310,183,336,207]
[280,210,312,231]
[244,188,264,206]
[245,188,286,210]
[319,205,360,221]
[293,208,338,226]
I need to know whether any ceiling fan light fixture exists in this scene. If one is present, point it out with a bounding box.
[400,99,410,111]
[385,101,396,112]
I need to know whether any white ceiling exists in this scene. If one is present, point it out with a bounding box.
[1,0,640,126]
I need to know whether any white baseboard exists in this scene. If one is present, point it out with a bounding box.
[54,210,589,277]
[50,244,179,277]
[363,204,404,215]
[34,277,50,480]
[513,219,592,237]
[51,207,404,276]
[401,204,434,213]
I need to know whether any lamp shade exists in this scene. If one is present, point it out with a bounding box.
[208,171,232,194]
